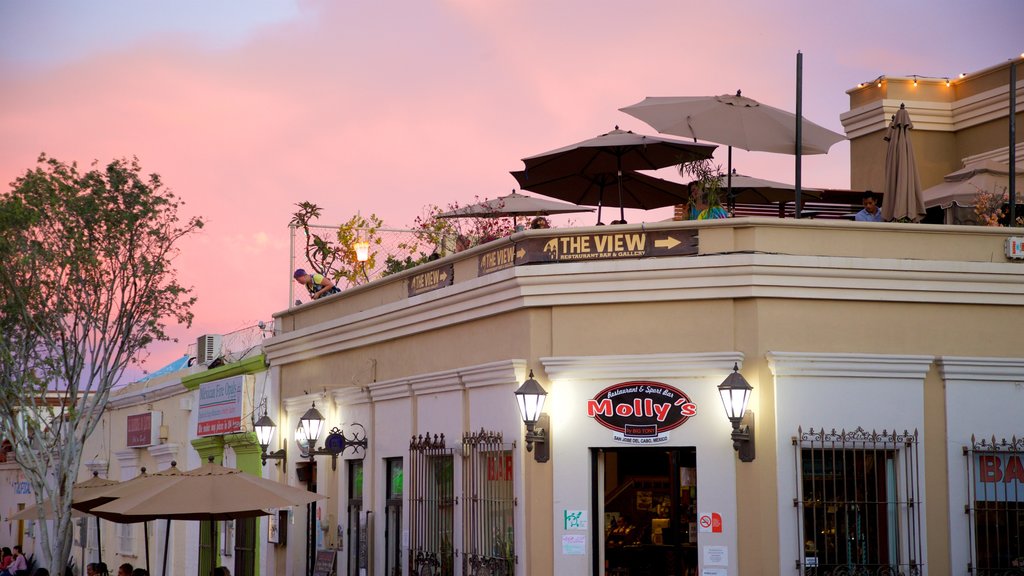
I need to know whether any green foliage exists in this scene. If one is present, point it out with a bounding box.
[381,254,429,277]
[335,213,384,287]
[290,201,344,277]
[679,158,725,211]
[0,153,202,572]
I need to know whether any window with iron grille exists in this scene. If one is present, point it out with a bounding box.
[793,427,922,576]
[462,429,516,576]
[409,433,456,576]
[964,435,1024,575]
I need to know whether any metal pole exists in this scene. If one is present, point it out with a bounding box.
[288,225,295,308]
[795,50,804,218]
[144,521,151,574]
[162,519,170,576]
[307,457,315,576]
[616,156,626,223]
[727,146,734,210]
[1010,59,1017,226]
[96,516,102,567]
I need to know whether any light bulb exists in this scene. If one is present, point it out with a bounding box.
[960,73,967,78]
[945,78,950,87]
[876,80,882,88]
[913,76,918,86]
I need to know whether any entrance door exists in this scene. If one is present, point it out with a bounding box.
[594,447,697,576]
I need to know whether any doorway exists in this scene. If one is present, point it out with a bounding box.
[593,447,697,576]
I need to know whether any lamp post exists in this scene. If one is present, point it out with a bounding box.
[354,232,370,282]
[718,363,755,462]
[254,410,287,466]
[513,370,550,463]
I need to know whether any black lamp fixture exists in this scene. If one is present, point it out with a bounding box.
[513,370,550,463]
[298,402,369,471]
[253,409,287,466]
[718,363,755,462]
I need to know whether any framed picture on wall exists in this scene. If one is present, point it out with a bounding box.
[268,509,280,544]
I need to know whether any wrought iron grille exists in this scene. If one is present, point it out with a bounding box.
[964,435,1024,575]
[793,427,922,576]
[409,433,456,576]
[462,429,516,576]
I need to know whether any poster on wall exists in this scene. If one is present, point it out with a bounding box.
[586,381,697,444]
[197,375,244,436]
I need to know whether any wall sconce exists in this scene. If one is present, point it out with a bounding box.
[717,363,755,462]
[299,402,369,470]
[513,370,549,463]
[254,410,287,466]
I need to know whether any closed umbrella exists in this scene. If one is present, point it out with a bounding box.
[511,170,692,223]
[882,104,926,222]
[518,127,716,222]
[620,91,845,205]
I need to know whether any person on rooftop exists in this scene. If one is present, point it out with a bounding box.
[293,269,341,301]
[530,216,551,229]
[855,190,883,222]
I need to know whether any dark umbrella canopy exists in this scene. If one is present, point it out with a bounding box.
[511,170,692,215]
[882,104,925,222]
[518,127,716,221]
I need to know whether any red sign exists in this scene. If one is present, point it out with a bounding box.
[127,412,158,448]
[586,381,696,444]
[487,453,513,482]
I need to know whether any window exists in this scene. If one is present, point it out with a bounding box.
[234,518,256,576]
[965,436,1024,575]
[348,460,364,576]
[118,523,135,556]
[462,430,515,576]
[409,433,455,576]
[385,457,403,576]
[794,427,922,575]
[198,521,219,576]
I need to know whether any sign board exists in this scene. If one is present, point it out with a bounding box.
[1005,237,1024,259]
[703,545,728,566]
[561,534,586,555]
[197,375,244,437]
[516,229,697,264]
[563,510,588,530]
[478,244,520,276]
[974,453,1024,502]
[408,263,454,297]
[586,381,697,444]
[698,512,723,533]
[313,550,336,576]
[126,411,162,448]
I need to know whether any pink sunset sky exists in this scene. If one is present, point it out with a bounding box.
[2,1,1021,378]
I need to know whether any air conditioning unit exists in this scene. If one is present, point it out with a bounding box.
[197,334,223,365]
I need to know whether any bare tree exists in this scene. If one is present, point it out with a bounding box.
[0,154,203,572]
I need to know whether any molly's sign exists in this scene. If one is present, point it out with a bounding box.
[586,381,697,445]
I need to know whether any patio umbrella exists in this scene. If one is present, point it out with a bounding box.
[511,169,692,224]
[620,91,845,204]
[922,160,1024,209]
[436,190,592,227]
[518,127,716,222]
[714,169,823,204]
[882,104,926,222]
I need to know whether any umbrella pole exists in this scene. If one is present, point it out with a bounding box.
[96,516,102,567]
[597,184,604,225]
[794,50,804,219]
[727,146,734,210]
[1010,60,1017,225]
[616,157,626,222]
[162,519,170,576]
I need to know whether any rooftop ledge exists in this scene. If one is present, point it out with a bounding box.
[273,217,1022,329]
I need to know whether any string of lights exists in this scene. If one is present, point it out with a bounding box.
[855,53,1024,90]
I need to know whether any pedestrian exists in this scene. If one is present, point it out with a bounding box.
[293,269,341,301]
[855,190,883,222]
[117,564,133,576]
[7,547,26,575]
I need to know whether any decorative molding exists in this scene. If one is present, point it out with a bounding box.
[107,376,188,409]
[541,352,744,381]
[767,352,934,379]
[266,252,1024,368]
[461,360,528,389]
[113,449,140,480]
[962,142,1024,166]
[937,356,1024,382]
[190,436,225,464]
[84,459,109,478]
[332,359,527,404]
[332,386,371,406]
[283,393,324,413]
[146,444,180,471]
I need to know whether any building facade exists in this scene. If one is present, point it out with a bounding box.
[265,219,1024,576]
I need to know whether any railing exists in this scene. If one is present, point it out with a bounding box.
[964,435,1024,576]
[462,429,516,576]
[793,427,923,576]
[409,433,456,576]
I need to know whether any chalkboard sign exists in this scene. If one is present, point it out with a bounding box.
[313,550,336,576]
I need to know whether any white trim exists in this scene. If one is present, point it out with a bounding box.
[107,376,188,408]
[841,79,1024,138]
[409,372,462,396]
[283,393,323,412]
[937,356,1024,382]
[147,443,180,471]
[113,448,140,480]
[266,252,1024,368]
[540,352,744,381]
[358,359,525,402]
[767,352,934,379]
[332,386,371,406]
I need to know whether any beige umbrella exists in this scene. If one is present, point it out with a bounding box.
[922,160,1024,209]
[91,459,324,520]
[882,104,926,222]
[8,472,119,521]
[437,191,593,219]
[714,170,823,204]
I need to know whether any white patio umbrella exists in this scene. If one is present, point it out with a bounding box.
[922,160,1024,209]
[436,191,593,226]
[882,104,926,222]
[620,91,845,205]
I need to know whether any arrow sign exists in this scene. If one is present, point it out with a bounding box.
[654,236,681,249]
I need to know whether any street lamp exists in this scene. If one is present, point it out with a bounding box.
[513,370,550,463]
[718,363,755,462]
[253,410,286,466]
[354,232,370,282]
